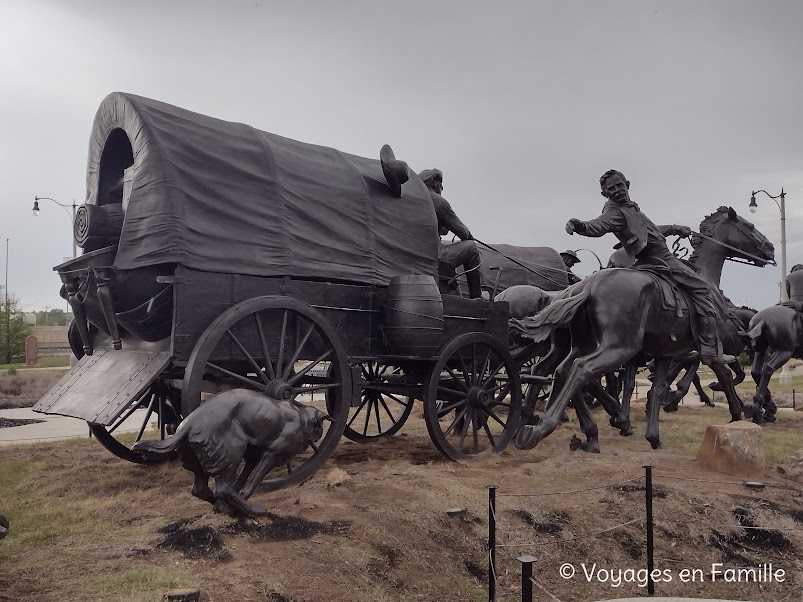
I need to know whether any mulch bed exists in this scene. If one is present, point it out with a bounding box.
[0,417,44,429]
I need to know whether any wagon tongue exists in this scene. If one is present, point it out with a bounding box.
[32,350,172,426]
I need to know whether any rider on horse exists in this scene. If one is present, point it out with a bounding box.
[565,169,723,365]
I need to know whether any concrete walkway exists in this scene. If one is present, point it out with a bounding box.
[0,406,152,446]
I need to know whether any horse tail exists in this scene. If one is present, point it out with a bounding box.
[509,288,590,343]
[746,319,764,343]
[131,426,188,461]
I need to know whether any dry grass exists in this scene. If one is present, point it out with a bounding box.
[0,405,802,602]
[0,368,67,409]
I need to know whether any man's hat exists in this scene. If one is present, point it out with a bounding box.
[560,250,581,263]
[380,144,410,197]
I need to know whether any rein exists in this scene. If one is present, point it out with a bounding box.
[691,229,775,267]
[474,238,569,288]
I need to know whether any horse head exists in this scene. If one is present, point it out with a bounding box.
[693,206,775,267]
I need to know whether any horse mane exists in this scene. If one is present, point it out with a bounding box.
[697,206,730,238]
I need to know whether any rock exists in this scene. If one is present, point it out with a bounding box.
[696,423,765,477]
[777,448,803,483]
[325,467,350,488]
[164,588,201,601]
[446,507,468,518]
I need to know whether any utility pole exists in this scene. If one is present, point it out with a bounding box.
[5,238,9,364]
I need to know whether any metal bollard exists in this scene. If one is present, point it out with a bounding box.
[644,465,655,596]
[489,485,498,602]
[517,555,537,602]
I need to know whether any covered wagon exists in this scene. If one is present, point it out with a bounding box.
[34,93,525,487]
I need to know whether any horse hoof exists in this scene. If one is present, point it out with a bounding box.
[663,403,679,413]
[619,427,634,437]
[646,436,661,450]
[516,425,546,450]
[743,405,755,419]
[703,400,716,407]
[763,414,777,424]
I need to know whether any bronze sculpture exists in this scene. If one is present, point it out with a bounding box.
[419,168,483,299]
[514,171,775,452]
[560,250,582,284]
[565,169,721,364]
[748,264,803,411]
[133,389,329,517]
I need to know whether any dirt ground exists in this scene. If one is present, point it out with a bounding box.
[1,403,802,602]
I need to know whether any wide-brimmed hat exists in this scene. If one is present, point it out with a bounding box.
[380,144,410,197]
[560,250,581,263]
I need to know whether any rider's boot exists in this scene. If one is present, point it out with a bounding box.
[466,269,483,299]
[697,316,723,366]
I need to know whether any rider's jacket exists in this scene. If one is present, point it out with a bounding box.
[787,269,803,303]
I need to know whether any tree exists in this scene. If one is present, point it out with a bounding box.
[36,308,68,326]
[0,294,32,364]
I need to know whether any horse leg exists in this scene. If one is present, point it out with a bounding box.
[644,358,672,449]
[517,342,635,450]
[586,380,631,436]
[522,331,569,425]
[619,364,637,435]
[729,360,745,386]
[710,361,747,423]
[692,372,714,407]
[571,393,600,452]
[664,360,697,412]
[751,349,793,424]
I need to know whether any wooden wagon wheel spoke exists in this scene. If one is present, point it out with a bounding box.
[286,349,333,386]
[457,410,471,451]
[443,405,470,438]
[341,361,414,443]
[206,362,264,390]
[309,441,319,455]
[480,405,507,428]
[90,381,182,465]
[362,400,373,436]
[457,348,473,387]
[226,329,271,386]
[275,309,289,378]
[377,396,398,423]
[424,333,522,462]
[444,366,470,392]
[281,321,317,381]
[482,422,497,448]
[182,297,351,493]
[108,389,152,434]
[437,398,468,418]
[254,313,276,380]
[472,413,480,454]
[135,393,159,443]
[347,395,371,428]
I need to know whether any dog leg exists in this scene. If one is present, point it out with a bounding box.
[178,444,215,505]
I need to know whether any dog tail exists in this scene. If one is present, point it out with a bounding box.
[131,426,188,462]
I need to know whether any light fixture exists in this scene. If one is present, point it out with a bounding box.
[32,200,40,216]
[748,195,757,214]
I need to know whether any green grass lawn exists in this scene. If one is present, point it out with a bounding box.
[0,355,71,371]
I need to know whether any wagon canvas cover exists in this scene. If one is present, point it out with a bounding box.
[479,245,569,291]
[87,93,439,286]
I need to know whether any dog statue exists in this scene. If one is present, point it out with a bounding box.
[132,388,328,517]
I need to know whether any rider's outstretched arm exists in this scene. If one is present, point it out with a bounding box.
[568,207,627,237]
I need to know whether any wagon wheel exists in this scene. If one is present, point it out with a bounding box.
[89,380,182,464]
[341,361,414,442]
[424,333,522,461]
[181,296,350,492]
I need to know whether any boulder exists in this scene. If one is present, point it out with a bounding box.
[696,422,765,477]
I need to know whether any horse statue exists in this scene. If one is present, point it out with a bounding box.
[514,206,775,453]
[747,264,803,411]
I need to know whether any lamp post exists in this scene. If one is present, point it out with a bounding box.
[749,188,787,302]
[4,238,9,364]
[749,187,792,383]
[32,196,77,259]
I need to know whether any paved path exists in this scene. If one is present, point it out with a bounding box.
[0,406,150,446]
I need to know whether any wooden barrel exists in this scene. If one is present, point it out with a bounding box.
[382,275,444,356]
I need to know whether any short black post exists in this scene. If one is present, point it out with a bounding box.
[489,485,498,602]
[517,555,536,602]
[793,389,796,411]
[644,465,655,596]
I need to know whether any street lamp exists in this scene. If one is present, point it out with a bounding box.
[750,187,793,384]
[748,188,787,302]
[32,196,77,259]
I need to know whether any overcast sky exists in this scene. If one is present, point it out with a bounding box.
[1,0,802,312]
